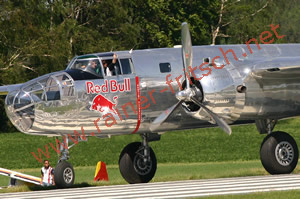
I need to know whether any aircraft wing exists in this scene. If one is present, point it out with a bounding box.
[0,83,22,95]
[249,65,300,113]
[251,65,300,79]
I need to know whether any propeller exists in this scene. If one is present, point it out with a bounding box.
[181,22,193,90]
[150,100,183,132]
[149,22,232,135]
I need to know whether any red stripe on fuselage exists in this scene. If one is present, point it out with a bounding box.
[131,76,141,134]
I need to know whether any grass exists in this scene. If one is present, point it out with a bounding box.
[1,160,300,196]
[0,118,300,196]
[0,160,276,193]
[0,118,299,169]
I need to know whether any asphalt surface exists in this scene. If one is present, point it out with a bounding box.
[1,174,300,198]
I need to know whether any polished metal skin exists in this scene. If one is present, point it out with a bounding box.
[1,44,300,137]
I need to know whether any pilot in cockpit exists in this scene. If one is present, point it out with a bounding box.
[90,60,101,74]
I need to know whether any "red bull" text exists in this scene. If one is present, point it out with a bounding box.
[86,79,131,94]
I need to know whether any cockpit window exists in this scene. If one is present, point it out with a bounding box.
[70,56,103,78]
[101,58,133,76]
[102,59,121,76]
[120,59,133,74]
[67,54,134,80]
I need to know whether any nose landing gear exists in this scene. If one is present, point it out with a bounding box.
[53,135,86,188]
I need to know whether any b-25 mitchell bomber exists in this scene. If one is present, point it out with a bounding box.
[0,22,300,188]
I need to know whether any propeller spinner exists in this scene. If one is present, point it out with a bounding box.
[150,22,232,135]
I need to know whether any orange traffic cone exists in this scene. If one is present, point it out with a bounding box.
[94,161,109,181]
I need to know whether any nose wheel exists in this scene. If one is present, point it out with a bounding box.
[260,131,299,174]
[54,161,75,188]
[53,135,84,188]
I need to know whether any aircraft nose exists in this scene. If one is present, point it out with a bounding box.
[5,89,36,132]
[4,71,75,133]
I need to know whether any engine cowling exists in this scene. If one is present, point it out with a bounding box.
[182,63,245,124]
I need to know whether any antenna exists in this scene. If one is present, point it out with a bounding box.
[129,44,136,54]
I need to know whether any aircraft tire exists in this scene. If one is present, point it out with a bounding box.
[119,142,157,184]
[260,131,298,174]
[54,161,75,188]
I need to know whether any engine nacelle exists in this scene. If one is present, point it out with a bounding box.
[183,63,245,124]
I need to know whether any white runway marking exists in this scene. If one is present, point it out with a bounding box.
[1,174,300,198]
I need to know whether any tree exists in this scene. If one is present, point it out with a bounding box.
[0,0,299,132]
[211,0,272,45]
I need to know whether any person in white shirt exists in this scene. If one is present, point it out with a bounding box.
[102,54,117,76]
[40,160,55,186]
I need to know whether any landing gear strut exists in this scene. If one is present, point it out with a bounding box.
[119,133,157,183]
[54,136,85,188]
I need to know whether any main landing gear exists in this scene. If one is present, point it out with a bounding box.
[257,119,299,174]
[119,133,159,183]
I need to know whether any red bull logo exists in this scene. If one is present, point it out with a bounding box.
[91,95,118,114]
[86,79,131,94]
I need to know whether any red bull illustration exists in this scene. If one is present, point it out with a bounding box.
[90,95,118,114]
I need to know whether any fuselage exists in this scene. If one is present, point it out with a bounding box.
[4,44,300,137]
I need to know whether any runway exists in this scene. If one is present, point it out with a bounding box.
[1,174,300,198]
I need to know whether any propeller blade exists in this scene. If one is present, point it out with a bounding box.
[190,97,232,135]
[150,100,183,132]
[181,22,193,90]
